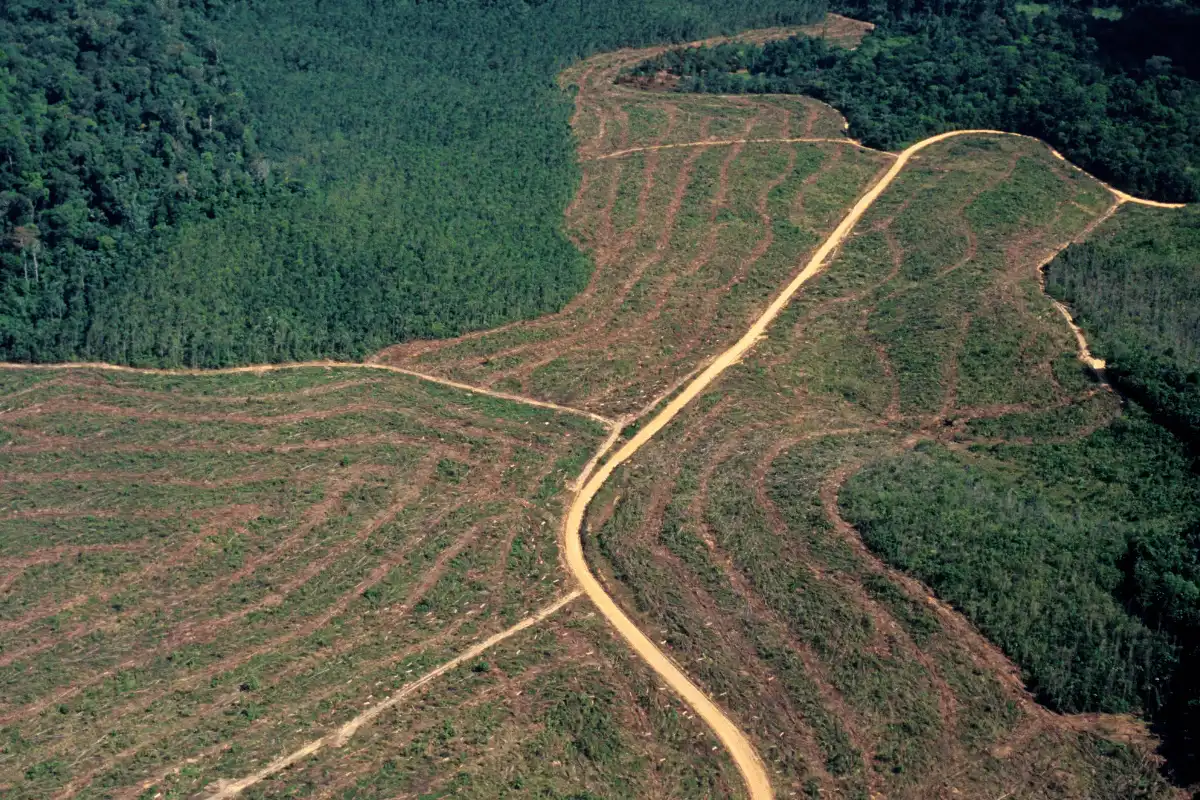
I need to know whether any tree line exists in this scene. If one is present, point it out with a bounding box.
[1047,206,1200,447]
[0,0,827,366]
[1047,208,1200,778]
[842,414,1200,782]
[622,0,1200,202]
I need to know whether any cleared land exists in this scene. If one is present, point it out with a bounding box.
[580,132,1182,798]
[374,18,889,419]
[0,15,1189,800]
[0,24,883,798]
[0,368,745,798]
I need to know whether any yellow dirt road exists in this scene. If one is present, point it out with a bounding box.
[2,128,1187,800]
[1037,199,1127,374]
[559,127,1185,800]
[588,132,1186,210]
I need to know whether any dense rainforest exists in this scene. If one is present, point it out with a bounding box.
[1048,206,1200,446]
[0,0,826,366]
[841,410,1200,781]
[1043,207,1200,775]
[624,0,1200,203]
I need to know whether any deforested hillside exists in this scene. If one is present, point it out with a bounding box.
[3,17,1199,798]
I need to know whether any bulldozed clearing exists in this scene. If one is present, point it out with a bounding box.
[1,15,1187,799]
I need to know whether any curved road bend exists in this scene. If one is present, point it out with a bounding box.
[560,128,1186,800]
[0,129,1185,800]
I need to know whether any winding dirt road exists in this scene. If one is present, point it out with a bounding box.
[589,132,1186,210]
[558,128,1185,800]
[1,128,1186,800]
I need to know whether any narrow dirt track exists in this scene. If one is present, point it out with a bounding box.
[1039,198,1127,374]
[1,127,1187,800]
[200,590,582,800]
[588,133,1187,211]
[0,360,615,427]
[559,127,1186,800]
[587,135,886,161]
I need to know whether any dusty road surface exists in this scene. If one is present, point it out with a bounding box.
[1,110,1185,799]
[558,127,1184,799]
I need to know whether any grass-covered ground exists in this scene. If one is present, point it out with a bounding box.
[582,131,1184,796]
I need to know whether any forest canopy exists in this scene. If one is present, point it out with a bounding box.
[1047,205,1200,446]
[4,0,1198,366]
[842,414,1200,780]
[0,0,826,366]
[624,0,1200,203]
